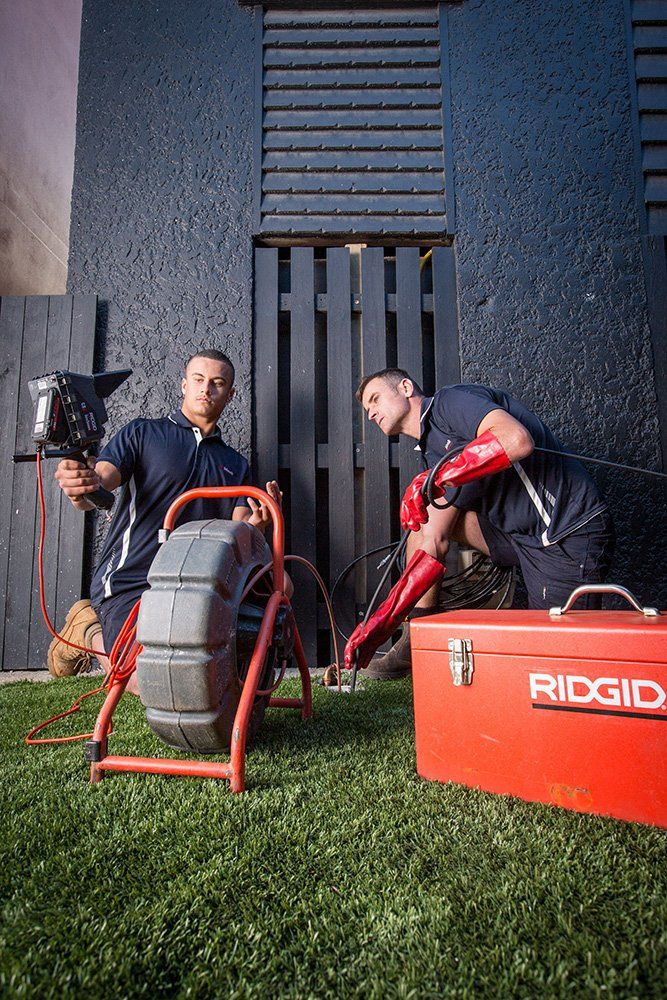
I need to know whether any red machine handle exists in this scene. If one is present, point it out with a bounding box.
[162,486,285,594]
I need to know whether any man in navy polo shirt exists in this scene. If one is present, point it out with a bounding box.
[344,368,614,680]
[51,349,280,685]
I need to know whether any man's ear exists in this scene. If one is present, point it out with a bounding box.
[399,378,415,398]
[181,377,187,396]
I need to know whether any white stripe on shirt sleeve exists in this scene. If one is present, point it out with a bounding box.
[512,461,553,546]
[103,476,138,597]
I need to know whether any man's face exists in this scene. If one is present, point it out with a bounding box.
[181,357,235,423]
[361,376,412,437]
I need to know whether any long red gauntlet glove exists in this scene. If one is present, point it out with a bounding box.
[400,430,511,532]
[344,550,445,672]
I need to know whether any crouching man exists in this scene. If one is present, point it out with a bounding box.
[51,349,282,689]
[345,369,615,680]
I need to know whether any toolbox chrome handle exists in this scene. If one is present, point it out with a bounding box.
[549,584,660,617]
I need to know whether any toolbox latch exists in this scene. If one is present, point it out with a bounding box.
[448,638,474,686]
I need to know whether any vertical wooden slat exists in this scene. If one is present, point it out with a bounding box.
[0,297,26,663]
[254,249,279,487]
[326,248,355,633]
[4,297,49,668]
[290,248,317,660]
[360,248,391,555]
[432,245,460,388]
[27,296,74,667]
[396,247,424,498]
[55,294,96,630]
[431,246,461,579]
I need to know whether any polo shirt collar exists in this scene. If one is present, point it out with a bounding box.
[415,395,434,453]
[168,409,221,438]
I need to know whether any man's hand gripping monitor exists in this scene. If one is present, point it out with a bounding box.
[18,369,131,510]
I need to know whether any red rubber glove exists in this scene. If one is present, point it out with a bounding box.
[400,430,511,532]
[344,550,445,672]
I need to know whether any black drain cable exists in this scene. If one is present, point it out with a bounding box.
[330,546,513,643]
[535,447,667,479]
[347,446,465,691]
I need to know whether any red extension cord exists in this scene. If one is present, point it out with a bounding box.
[25,450,142,745]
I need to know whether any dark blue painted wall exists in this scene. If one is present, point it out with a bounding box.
[68,0,256,458]
[446,0,665,603]
[68,0,666,604]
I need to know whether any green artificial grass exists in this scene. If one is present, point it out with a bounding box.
[1,676,665,999]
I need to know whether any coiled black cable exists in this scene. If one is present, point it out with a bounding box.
[331,546,514,643]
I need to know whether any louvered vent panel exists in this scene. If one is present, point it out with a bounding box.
[258,5,449,239]
[633,0,667,232]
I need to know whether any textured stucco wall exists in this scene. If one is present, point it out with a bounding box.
[67,0,255,457]
[448,0,666,604]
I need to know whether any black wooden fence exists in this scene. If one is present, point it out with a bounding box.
[0,295,97,670]
[254,245,459,664]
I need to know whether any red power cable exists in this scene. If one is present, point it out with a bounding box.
[26,451,142,745]
[35,450,98,655]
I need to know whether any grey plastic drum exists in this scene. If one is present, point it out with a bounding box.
[136,519,273,753]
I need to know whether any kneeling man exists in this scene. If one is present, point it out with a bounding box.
[345,369,614,679]
[51,349,281,685]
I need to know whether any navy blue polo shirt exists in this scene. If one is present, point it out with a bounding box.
[419,385,607,547]
[90,410,251,607]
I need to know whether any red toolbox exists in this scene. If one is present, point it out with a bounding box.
[410,585,666,827]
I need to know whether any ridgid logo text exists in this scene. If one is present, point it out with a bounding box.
[529,673,667,719]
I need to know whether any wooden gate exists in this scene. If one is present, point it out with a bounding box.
[253,246,459,665]
[0,295,97,670]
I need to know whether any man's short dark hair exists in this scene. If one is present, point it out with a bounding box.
[356,368,423,402]
[185,350,235,384]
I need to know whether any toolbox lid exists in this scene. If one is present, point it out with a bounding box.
[410,609,667,663]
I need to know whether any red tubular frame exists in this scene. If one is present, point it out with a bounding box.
[89,487,312,792]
